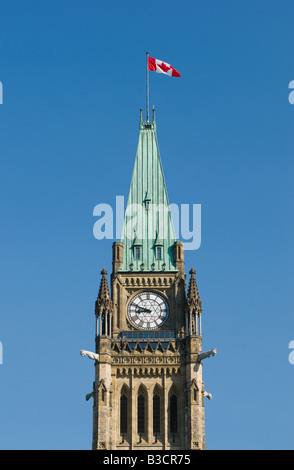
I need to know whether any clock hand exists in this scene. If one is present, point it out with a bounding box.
[136,306,152,314]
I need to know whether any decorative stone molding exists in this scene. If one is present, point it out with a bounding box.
[113,355,181,366]
[124,276,175,287]
[116,365,181,377]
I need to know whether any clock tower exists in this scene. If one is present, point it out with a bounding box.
[84,109,215,450]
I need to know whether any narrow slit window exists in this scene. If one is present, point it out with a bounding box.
[170,394,177,434]
[153,394,160,434]
[194,388,197,402]
[137,394,145,434]
[120,394,128,435]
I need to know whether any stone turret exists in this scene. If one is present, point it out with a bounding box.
[186,268,202,336]
[95,268,113,337]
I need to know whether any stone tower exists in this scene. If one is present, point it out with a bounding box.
[84,110,215,450]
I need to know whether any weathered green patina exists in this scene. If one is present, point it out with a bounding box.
[119,111,177,272]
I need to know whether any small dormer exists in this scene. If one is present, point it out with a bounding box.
[154,231,163,260]
[132,232,142,261]
[144,192,151,211]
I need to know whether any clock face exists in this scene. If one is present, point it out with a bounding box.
[127,292,169,330]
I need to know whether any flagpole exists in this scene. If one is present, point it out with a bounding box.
[146,52,149,122]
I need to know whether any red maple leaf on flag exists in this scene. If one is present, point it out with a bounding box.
[157,61,171,73]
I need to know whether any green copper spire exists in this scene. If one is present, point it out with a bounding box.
[119,110,177,272]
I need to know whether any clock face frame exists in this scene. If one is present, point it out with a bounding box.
[127,291,169,330]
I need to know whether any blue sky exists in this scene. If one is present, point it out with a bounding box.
[0,0,293,450]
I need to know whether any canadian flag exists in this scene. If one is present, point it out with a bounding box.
[148,56,181,77]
